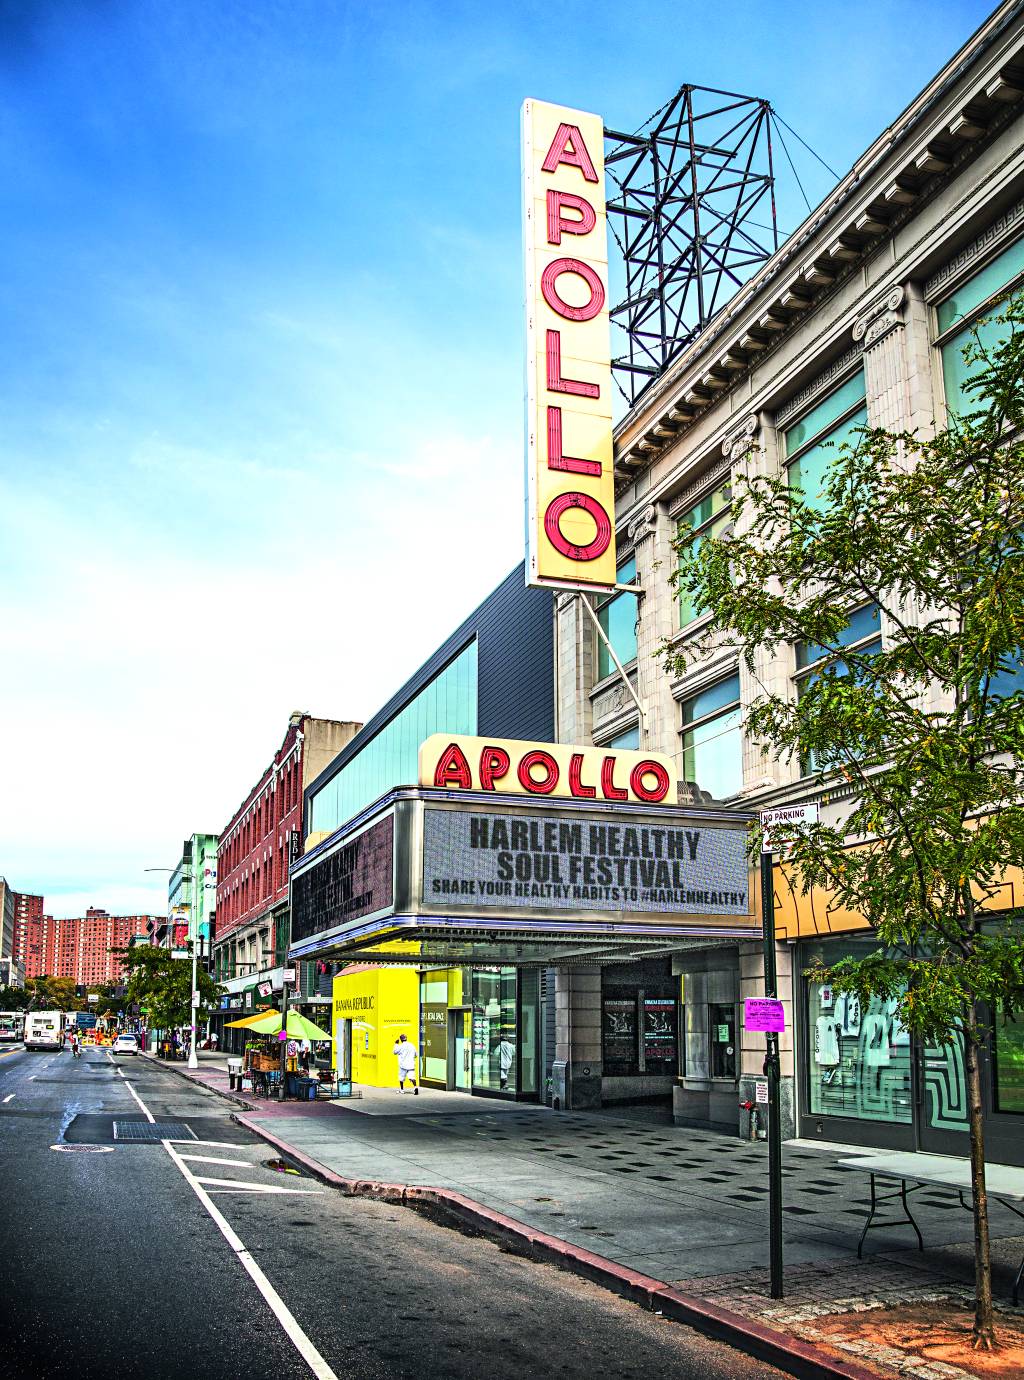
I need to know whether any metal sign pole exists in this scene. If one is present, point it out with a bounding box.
[760,846,784,1300]
[279,981,290,1100]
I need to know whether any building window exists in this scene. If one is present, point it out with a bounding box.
[681,674,742,800]
[785,370,867,511]
[308,639,478,837]
[595,555,638,679]
[803,936,913,1126]
[994,1002,1024,1114]
[794,602,882,775]
[936,235,1024,415]
[605,725,640,750]
[677,480,731,628]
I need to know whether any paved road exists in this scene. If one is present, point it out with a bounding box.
[0,1044,784,1380]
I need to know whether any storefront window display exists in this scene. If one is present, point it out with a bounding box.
[995,1005,1024,1115]
[643,996,678,1073]
[804,937,912,1125]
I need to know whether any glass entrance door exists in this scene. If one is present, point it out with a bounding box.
[918,1029,969,1154]
[335,1017,352,1082]
[450,1010,470,1091]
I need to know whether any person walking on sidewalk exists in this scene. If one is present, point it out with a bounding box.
[393,1032,418,1094]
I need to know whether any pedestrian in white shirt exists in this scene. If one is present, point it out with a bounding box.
[393,1032,418,1094]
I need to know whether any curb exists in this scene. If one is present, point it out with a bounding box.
[233,1112,882,1380]
[140,1051,257,1112]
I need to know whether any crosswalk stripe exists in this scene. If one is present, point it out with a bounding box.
[179,1155,252,1168]
[193,1175,322,1195]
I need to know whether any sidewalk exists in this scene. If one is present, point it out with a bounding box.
[153,1057,1024,1379]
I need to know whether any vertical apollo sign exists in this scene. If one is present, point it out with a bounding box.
[523,100,615,590]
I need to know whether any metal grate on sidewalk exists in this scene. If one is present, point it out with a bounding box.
[113,1120,197,1143]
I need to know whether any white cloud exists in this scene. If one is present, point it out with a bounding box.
[0,417,522,917]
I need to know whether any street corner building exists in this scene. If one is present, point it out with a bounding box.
[283,5,1024,1160]
[547,5,1024,1156]
[283,566,759,1108]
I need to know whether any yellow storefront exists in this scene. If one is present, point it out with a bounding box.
[331,966,418,1089]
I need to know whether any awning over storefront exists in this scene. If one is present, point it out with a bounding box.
[289,787,759,967]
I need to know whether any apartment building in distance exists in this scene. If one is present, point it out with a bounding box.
[8,896,157,985]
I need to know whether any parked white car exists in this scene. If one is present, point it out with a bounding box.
[111,1034,139,1056]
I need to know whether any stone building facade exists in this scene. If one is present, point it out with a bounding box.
[554,1,1024,1148]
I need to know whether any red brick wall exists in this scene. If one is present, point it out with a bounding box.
[215,721,304,946]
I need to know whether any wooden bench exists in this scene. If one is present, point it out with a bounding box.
[837,1151,1024,1304]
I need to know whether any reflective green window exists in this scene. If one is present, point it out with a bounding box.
[596,555,637,679]
[995,1003,1024,1114]
[677,480,731,627]
[786,372,867,512]
[795,604,882,774]
[938,236,1024,414]
[681,673,742,799]
[308,640,478,835]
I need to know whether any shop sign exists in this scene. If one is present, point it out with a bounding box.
[420,734,677,806]
[291,815,394,944]
[522,98,615,590]
[744,997,785,1032]
[257,980,273,998]
[422,806,749,916]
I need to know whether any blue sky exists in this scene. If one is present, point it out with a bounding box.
[0,0,991,918]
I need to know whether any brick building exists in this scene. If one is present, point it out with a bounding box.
[11,889,43,970]
[212,712,360,1040]
[9,896,156,985]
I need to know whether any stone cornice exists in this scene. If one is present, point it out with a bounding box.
[923,193,1024,297]
[612,8,1024,486]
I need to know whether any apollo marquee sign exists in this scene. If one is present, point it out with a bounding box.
[419,734,676,806]
[522,99,615,590]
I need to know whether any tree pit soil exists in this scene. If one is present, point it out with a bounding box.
[807,1300,1024,1378]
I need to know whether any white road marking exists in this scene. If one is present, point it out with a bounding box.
[193,1175,322,1195]
[3,1094,13,1103]
[28,1076,36,1081]
[122,1081,155,1124]
[178,1154,252,1168]
[162,1140,338,1379]
[168,1138,247,1150]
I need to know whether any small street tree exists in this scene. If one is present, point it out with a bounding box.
[25,976,83,1011]
[113,944,220,1033]
[668,298,1024,1346]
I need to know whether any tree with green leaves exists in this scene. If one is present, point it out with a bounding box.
[0,985,31,1012]
[25,976,83,1012]
[668,297,1024,1347]
[113,944,220,1033]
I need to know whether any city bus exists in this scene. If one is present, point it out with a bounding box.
[24,1011,65,1051]
[0,1012,25,1043]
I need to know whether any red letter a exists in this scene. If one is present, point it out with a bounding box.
[433,743,472,789]
[541,123,598,183]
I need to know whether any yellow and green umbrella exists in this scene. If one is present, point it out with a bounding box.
[224,1009,332,1040]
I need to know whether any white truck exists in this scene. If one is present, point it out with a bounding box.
[24,1010,65,1051]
